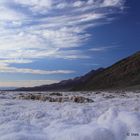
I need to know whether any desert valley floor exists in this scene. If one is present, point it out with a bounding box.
[0,91,140,140]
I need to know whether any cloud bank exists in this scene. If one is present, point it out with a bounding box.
[0,0,125,75]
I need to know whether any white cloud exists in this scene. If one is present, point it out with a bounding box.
[89,45,120,51]
[102,0,124,7]
[14,0,52,13]
[0,0,125,74]
[56,3,67,9]
[73,1,85,7]
[0,59,32,64]
[0,62,74,75]
[90,47,109,51]
[0,6,24,21]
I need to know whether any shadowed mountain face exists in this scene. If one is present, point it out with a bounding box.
[73,51,140,90]
[15,51,140,91]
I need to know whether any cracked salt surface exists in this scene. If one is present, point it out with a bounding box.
[0,91,140,140]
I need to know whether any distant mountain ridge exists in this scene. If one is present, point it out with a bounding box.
[15,51,140,91]
[15,68,104,91]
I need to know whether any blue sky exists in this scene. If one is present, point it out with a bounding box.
[0,0,139,87]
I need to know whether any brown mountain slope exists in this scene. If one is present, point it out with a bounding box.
[73,51,140,90]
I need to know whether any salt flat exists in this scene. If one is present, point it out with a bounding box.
[0,91,140,140]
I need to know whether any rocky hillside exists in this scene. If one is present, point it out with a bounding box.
[73,51,140,90]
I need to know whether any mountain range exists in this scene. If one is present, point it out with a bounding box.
[15,51,140,91]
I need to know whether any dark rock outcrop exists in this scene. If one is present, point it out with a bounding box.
[16,93,94,103]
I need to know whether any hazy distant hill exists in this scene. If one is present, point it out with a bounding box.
[15,51,140,91]
[15,68,104,91]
